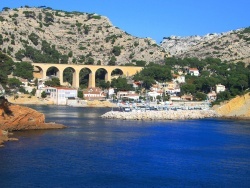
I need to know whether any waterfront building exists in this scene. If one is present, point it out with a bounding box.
[147,90,163,101]
[207,91,217,101]
[83,87,106,101]
[37,87,77,105]
[117,91,139,100]
[170,96,181,101]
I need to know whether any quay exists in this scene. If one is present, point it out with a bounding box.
[101,109,220,120]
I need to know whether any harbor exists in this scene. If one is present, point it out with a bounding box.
[102,100,218,120]
[116,100,211,112]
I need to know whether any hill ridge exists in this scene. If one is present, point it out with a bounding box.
[160,28,250,63]
[0,7,166,65]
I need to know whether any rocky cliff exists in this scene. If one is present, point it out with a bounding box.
[0,7,166,65]
[1,7,249,65]
[160,28,250,63]
[213,92,250,118]
[0,97,65,147]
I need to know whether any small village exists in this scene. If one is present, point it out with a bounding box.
[1,66,226,111]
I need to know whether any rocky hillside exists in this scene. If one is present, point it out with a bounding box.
[0,7,166,65]
[160,28,250,63]
[213,92,250,118]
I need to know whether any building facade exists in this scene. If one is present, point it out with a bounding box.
[37,87,77,105]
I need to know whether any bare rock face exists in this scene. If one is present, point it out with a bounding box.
[0,97,65,147]
[0,103,45,131]
[213,92,250,118]
[161,29,250,63]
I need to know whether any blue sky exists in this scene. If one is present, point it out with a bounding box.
[1,0,249,43]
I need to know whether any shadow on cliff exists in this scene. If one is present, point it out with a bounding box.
[0,96,13,117]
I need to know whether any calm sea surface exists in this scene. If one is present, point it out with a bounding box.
[0,105,249,188]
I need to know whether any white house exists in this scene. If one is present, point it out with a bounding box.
[216,84,226,93]
[37,87,77,105]
[161,82,180,96]
[133,81,142,90]
[147,90,163,101]
[207,91,217,101]
[188,68,199,76]
[172,75,185,83]
[122,93,140,101]
[116,91,140,101]
[0,84,5,96]
[57,87,77,105]
[37,79,45,89]
[107,88,115,99]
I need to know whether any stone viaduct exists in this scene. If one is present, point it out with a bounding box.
[32,63,143,88]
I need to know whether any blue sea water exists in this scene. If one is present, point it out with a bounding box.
[0,105,249,188]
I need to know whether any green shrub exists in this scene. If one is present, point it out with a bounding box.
[0,16,5,22]
[28,33,40,46]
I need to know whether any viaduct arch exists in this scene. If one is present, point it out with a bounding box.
[32,63,143,88]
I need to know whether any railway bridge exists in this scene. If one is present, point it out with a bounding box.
[32,63,143,88]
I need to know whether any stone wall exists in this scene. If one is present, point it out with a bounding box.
[101,109,219,120]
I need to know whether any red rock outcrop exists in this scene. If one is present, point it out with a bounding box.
[0,97,65,147]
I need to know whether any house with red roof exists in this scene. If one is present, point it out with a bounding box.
[188,68,200,76]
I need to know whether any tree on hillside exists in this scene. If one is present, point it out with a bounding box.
[141,77,155,90]
[111,77,132,91]
[44,12,54,23]
[15,49,26,61]
[28,33,40,46]
[98,80,110,90]
[112,46,121,56]
[134,60,146,67]
[108,56,116,66]
[45,77,60,87]
[0,51,14,86]
[7,78,22,88]
[85,57,94,65]
[133,63,172,88]
[13,62,33,80]
[180,83,196,95]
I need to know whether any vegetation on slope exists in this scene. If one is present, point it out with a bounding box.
[0,6,166,65]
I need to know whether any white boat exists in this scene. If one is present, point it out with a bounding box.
[124,107,131,112]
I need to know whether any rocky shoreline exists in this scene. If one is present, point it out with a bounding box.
[0,97,65,147]
[101,109,220,120]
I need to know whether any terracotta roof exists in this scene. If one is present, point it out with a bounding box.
[189,68,199,71]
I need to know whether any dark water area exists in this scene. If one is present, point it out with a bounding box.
[0,105,250,188]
